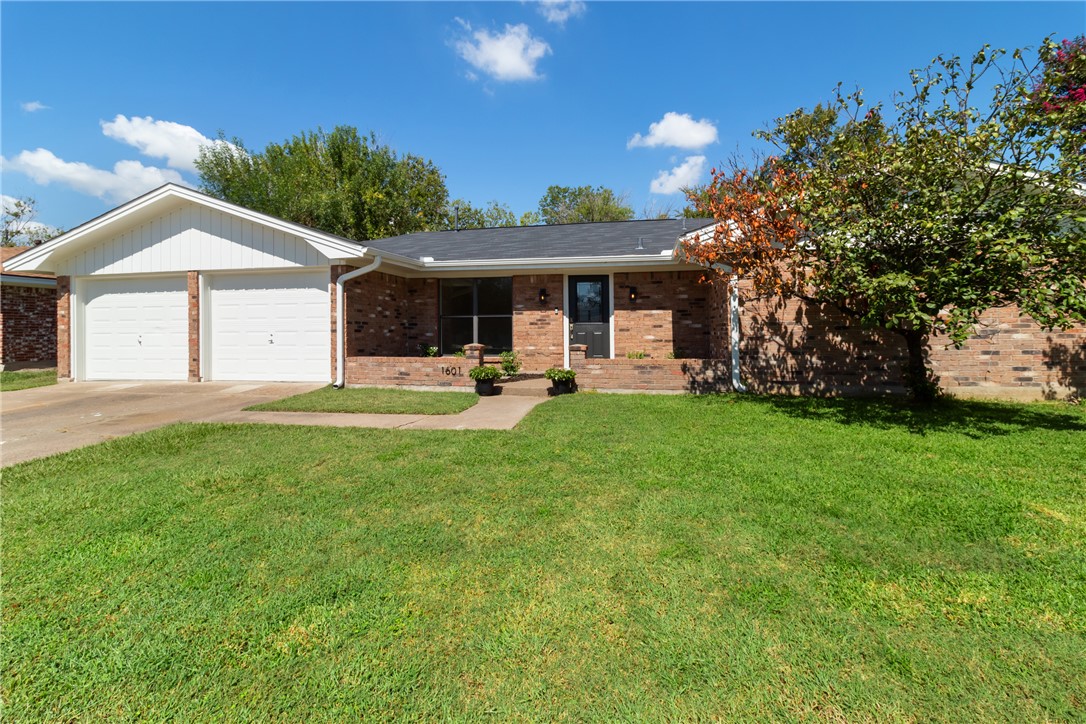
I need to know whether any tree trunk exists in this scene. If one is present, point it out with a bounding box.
[901,329,937,402]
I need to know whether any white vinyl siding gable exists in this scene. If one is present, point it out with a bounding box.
[55,201,330,276]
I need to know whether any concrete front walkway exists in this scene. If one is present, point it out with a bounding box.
[2,381,546,466]
[207,393,544,430]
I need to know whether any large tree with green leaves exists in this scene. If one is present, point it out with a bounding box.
[195,126,449,240]
[684,42,1086,400]
[536,185,634,224]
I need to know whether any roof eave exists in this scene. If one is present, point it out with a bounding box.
[4,183,367,273]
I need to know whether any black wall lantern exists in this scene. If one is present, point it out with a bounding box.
[539,288,548,304]
[629,286,638,302]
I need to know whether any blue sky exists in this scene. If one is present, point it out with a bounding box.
[2,1,1083,234]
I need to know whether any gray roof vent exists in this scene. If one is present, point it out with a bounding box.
[636,237,645,250]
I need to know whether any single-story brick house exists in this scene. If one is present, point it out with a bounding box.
[1,246,57,369]
[6,183,1083,399]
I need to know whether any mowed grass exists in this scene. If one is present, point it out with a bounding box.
[4,394,1085,721]
[0,368,56,391]
[244,385,478,415]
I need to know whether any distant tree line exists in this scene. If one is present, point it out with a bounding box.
[195,125,689,242]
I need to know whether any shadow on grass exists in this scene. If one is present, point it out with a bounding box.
[691,393,1086,438]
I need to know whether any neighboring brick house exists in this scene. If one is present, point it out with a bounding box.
[1,246,57,369]
[6,183,1083,399]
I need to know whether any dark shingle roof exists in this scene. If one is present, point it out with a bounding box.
[365,218,715,262]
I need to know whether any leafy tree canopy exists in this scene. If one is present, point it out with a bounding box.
[1030,35,1085,162]
[536,185,634,224]
[195,126,449,240]
[442,199,539,230]
[684,41,1086,399]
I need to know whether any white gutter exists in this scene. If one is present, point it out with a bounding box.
[729,275,747,393]
[0,274,57,287]
[334,255,382,388]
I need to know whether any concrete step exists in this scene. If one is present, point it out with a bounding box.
[497,377,552,398]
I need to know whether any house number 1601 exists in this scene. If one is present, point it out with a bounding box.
[440,366,462,376]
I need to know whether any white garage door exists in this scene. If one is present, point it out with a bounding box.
[208,271,330,382]
[83,276,188,381]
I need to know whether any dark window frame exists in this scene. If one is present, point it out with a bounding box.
[439,278,513,354]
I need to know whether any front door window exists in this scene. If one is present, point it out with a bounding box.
[568,275,610,359]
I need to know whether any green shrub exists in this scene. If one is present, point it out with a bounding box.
[499,350,521,377]
[469,365,501,382]
[626,351,646,359]
[544,367,577,383]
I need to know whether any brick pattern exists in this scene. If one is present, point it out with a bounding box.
[569,345,730,392]
[56,276,71,379]
[928,307,1086,397]
[344,272,438,357]
[345,356,476,387]
[513,274,565,371]
[738,290,1086,399]
[187,271,200,381]
[1,282,57,367]
[707,279,730,359]
[612,271,711,359]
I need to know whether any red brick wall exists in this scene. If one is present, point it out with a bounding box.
[569,346,730,392]
[737,290,1086,399]
[513,274,564,371]
[341,272,439,358]
[928,307,1086,397]
[1,281,57,367]
[186,271,200,381]
[707,279,729,359]
[344,355,476,387]
[613,271,711,359]
[56,276,71,379]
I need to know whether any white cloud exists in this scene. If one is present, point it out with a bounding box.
[650,155,706,195]
[21,101,49,112]
[537,0,585,25]
[455,22,551,81]
[628,112,719,150]
[101,115,221,173]
[1,148,184,203]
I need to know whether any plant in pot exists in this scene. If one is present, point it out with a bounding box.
[544,367,577,395]
[469,364,502,396]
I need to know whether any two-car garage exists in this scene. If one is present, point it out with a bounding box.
[3,183,375,384]
[79,271,331,382]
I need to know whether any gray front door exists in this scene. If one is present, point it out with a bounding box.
[569,275,610,358]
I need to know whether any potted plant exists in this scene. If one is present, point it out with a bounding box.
[544,367,577,395]
[469,364,501,395]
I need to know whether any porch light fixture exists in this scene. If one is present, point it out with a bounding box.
[629,286,638,302]
[539,288,548,304]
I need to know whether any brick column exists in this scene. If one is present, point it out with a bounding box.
[56,276,71,381]
[463,343,486,366]
[330,265,355,380]
[568,344,587,372]
[187,271,200,381]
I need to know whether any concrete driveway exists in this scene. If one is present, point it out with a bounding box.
[1,381,323,466]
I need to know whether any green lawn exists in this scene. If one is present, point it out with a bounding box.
[0,368,57,391]
[4,395,1084,720]
[244,385,478,415]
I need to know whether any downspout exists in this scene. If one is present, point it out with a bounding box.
[334,255,383,389]
[729,274,747,392]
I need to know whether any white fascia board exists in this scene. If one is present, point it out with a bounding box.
[0,274,57,287]
[672,220,725,265]
[675,221,719,246]
[5,183,367,273]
